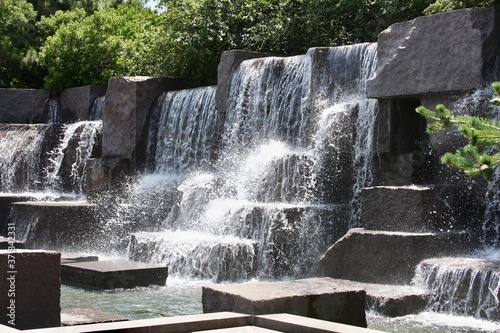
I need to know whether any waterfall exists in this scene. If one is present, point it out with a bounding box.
[129,44,379,281]
[48,97,61,124]
[0,124,51,192]
[89,96,105,121]
[0,121,101,194]
[415,257,500,321]
[147,86,219,173]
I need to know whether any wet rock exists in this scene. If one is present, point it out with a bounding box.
[202,277,367,328]
[59,85,106,122]
[0,88,50,123]
[417,257,500,321]
[102,76,190,168]
[361,185,479,234]
[9,201,100,251]
[367,8,500,98]
[61,260,168,289]
[0,250,60,329]
[321,228,473,285]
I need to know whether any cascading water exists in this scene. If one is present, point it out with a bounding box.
[89,96,105,121]
[129,43,379,281]
[48,97,61,124]
[407,86,500,326]
[0,121,101,195]
[0,124,51,192]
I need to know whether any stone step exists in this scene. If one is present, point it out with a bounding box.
[60,253,99,264]
[321,228,473,285]
[416,256,500,321]
[9,201,99,251]
[360,185,479,234]
[203,277,368,328]
[61,260,168,289]
[202,277,427,324]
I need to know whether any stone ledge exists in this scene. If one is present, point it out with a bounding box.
[61,260,168,289]
[202,278,367,328]
[2,312,387,333]
[321,228,472,285]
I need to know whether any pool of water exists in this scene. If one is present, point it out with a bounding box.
[61,280,500,332]
[61,278,205,320]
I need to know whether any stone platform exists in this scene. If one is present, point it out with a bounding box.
[61,260,168,289]
[203,277,368,327]
[203,277,428,323]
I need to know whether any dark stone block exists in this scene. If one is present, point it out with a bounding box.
[202,277,367,328]
[9,202,100,251]
[61,260,168,289]
[59,85,106,122]
[0,250,60,329]
[0,88,50,123]
[367,8,500,98]
[321,228,475,285]
[102,76,191,168]
[360,185,477,233]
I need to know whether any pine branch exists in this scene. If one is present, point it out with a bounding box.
[416,82,500,181]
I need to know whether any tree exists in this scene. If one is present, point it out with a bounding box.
[38,3,167,92]
[0,0,38,88]
[416,82,500,180]
[423,0,499,15]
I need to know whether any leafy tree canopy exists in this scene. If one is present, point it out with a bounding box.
[0,0,37,88]
[1,0,497,90]
[38,3,167,92]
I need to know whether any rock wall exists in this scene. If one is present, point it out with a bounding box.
[0,89,50,123]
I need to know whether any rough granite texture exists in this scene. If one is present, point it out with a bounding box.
[367,8,500,98]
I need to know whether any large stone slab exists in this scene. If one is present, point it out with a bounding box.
[367,8,500,98]
[216,50,273,115]
[0,88,50,123]
[202,277,367,328]
[0,250,60,329]
[102,76,190,168]
[361,185,478,233]
[321,228,472,285]
[416,257,500,321]
[61,260,168,289]
[361,282,427,317]
[9,201,100,251]
[59,85,106,122]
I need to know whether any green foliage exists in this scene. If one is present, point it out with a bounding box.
[423,0,499,15]
[416,83,500,180]
[38,4,167,92]
[0,0,38,88]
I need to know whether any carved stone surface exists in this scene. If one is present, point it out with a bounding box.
[102,77,190,167]
[202,277,368,328]
[216,50,272,114]
[0,88,50,123]
[0,250,60,329]
[367,8,500,98]
[9,201,99,251]
[59,85,106,122]
[360,185,478,233]
[321,228,474,285]
[61,260,168,289]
